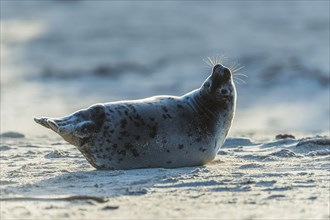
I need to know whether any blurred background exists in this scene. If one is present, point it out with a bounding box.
[1,1,329,136]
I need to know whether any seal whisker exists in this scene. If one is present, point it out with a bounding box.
[207,57,214,66]
[233,79,243,85]
[202,58,213,67]
[233,73,248,78]
[215,55,220,65]
[212,56,216,66]
[233,76,247,84]
[202,65,212,69]
[206,54,227,68]
[216,54,227,65]
[229,62,240,71]
[232,65,245,73]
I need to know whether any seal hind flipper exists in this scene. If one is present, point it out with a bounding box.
[34,117,51,129]
[34,117,75,135]
[34,104,106,142]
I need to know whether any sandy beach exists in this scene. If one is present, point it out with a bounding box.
[1,132,329,219]
[1,1,329,219]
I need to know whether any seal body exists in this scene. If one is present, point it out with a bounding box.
[35,64,236,170]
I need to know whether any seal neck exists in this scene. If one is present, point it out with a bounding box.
[187,89,219,120]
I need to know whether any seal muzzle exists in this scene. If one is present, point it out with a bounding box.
[210,64,231,92]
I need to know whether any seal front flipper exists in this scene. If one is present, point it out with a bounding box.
[73,121,98,138]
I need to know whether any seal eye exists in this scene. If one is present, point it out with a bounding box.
[204,82,210,88]
[220,89,228,95]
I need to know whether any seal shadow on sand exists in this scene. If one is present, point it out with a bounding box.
[8,165,211,198]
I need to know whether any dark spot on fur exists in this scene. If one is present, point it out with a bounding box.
[131,148,140,157]
[134,122,141,127]
[168,97,174,100]
[186,151,188,154]
[117,150,126,156]
[149,117,155,121]
[112,144,118,149]
[104,125,109,130]
[166,149,170,153]
[178,144,184,149]
[134,114,145,125]
[166,161,172,164]
[120,119,127,129]
[196,136,202,142]
[132,106,137,113]
[161,106,169,112]
[166,114,172,119]
[124,110,129,116]
[149,125,157,138]
[135,135,141,141]
[162,114,167,119]
[110,129,114,134]
[199,147,206,152]
[125,143,133,150]
[177,104,184,109]
[120,130,129,137]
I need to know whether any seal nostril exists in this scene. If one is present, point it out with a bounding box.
[213,64,222,73]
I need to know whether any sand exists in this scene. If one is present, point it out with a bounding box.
[1,131,329,219]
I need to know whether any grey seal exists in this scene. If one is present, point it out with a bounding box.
[34,63,236,170]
